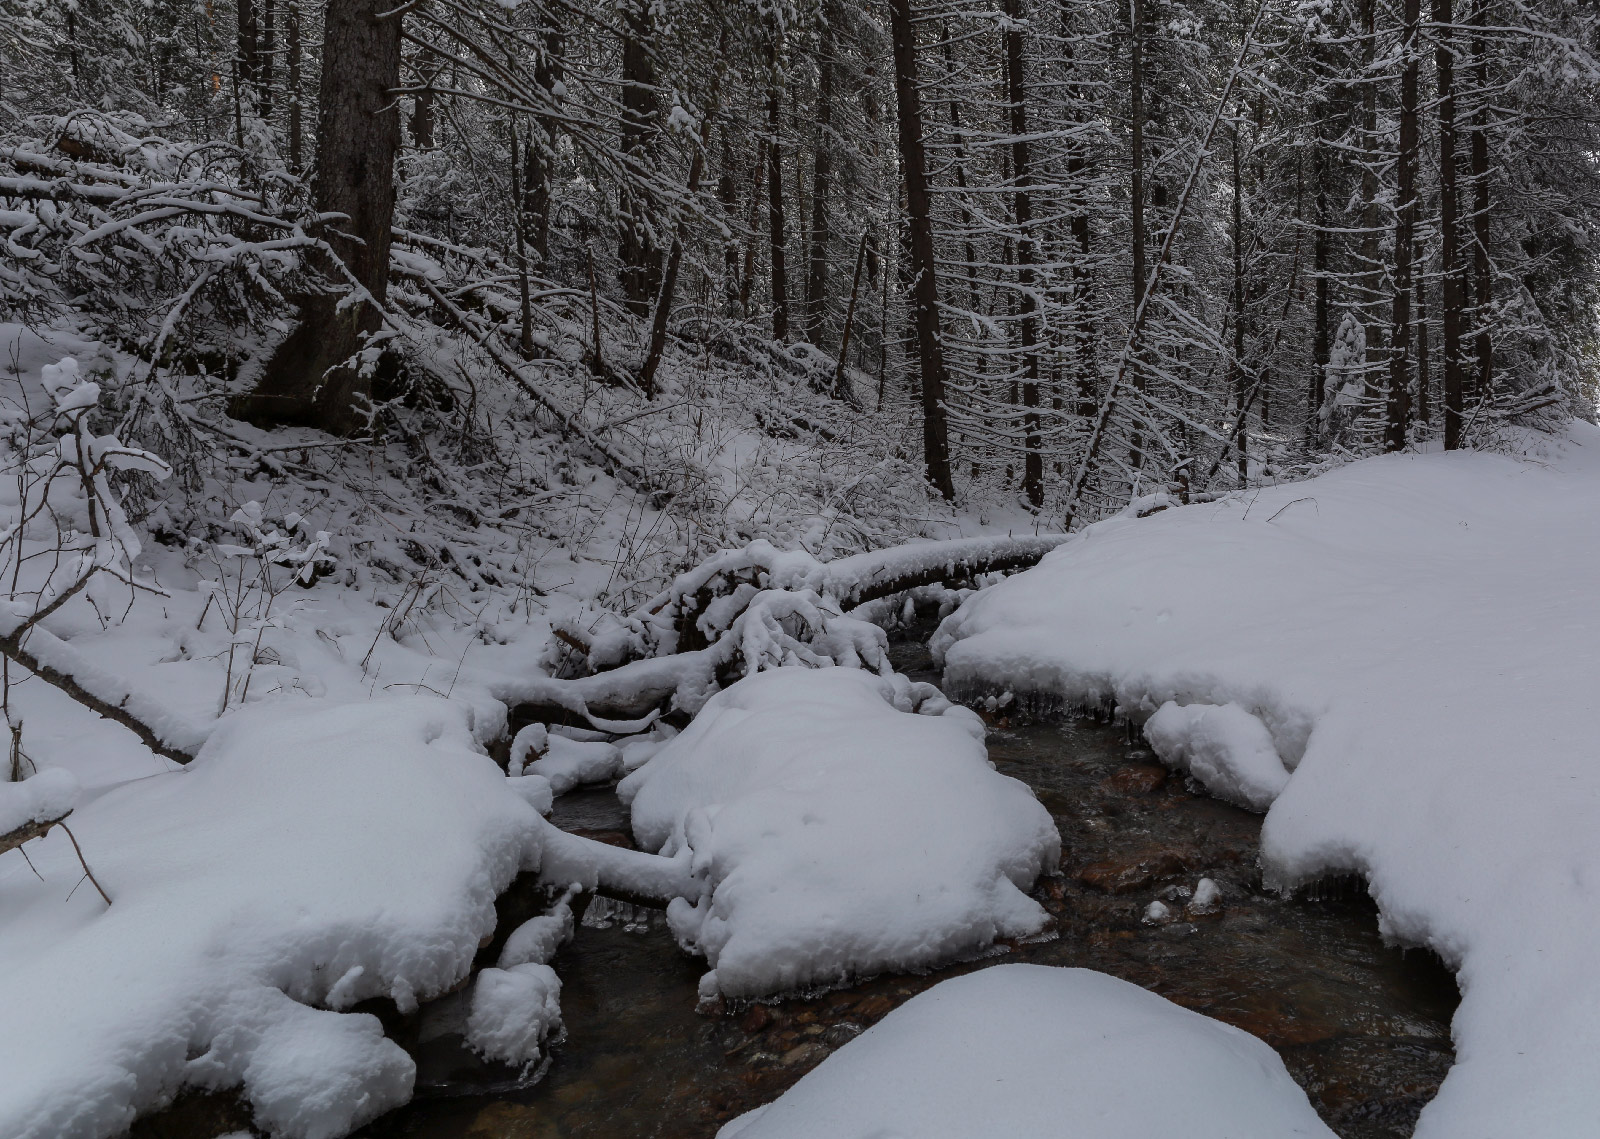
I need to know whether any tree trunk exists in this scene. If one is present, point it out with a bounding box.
[287,0,303,173]
[1127,0,1150,473]
[619,1,660,316]
[766,44,790,342]
[1231,126,1247,484]
[1469,0,1493,397]
[1311,123,1330,447]
[1386,0,1420,452]
[1359,0,1384,401]
[230,0,401,436]
[804,8,834,346]
[1003,0,1042,507]
[530,15,564,267]
[887,0,955,499]
[1435,0,1467,449]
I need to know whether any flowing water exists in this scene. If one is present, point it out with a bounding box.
[359,639,1458,1139]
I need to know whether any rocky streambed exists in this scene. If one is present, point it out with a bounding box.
[360,640,1458,1139]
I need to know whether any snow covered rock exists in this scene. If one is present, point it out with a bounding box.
[1143,700,1289,811]
[716,964,1336,1139]
[465,962,563,1068]
[934,424,1600,1137]
[618,667,1059,999]
[0,696,543,1139]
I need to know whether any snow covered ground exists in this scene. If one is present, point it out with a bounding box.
[935,422,1600,1139]
[619,667,1060,1000]
[0,697,542,1139]
[717,964,1336,1139]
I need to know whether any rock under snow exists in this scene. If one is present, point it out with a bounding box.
[618,667,1059,999]
[716,964,1336,1139]
[934,423,1600,1138]
[1143,699,1290,811]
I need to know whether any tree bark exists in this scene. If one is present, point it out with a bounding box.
[887,0,955,499]
[287,0,303,173]
[619,0,660,316]
[1311,121,1330,447]
[1359,0,1385,401]
[231,0,401,436]
[1231,126,1248,483]
[1386,0,1420,451]
[1126,0,1150,473]
[1003,0,1042,507]
[1435,0,1468,448]
[766,41,790,342]
[1469,0,1493,398]
[804,7,835,347]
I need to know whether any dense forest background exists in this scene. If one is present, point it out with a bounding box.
[3,0,1598,545]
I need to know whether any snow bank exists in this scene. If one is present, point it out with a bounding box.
[618,667,1059,999]
[717,964,1335,1139]
[935,424,1600,1138]
[0,696,542,1139]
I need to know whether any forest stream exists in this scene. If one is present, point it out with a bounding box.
[358,633,1460,1139]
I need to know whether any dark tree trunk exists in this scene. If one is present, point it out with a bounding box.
[1231,126,1247,484]
[286,0,303,173]
[529,16,563,267]
[1003,0,1042,507]
[230,0,401,436]
[766,46,790,342]
[887,0,955,499]
[410,49,438,150]
[1435,0,1467,449]
[1127,0,1150,472]
[237,0,262,110]
[619,1,660,316]
[1469,0,1494,398]
[1359,0,1384,398]
[804,9,834,346]
[1311,124,1330,447]
[1386,0,1420,452]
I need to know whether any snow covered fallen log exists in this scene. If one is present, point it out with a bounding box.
[509,534,1068,728]
[717,964,1335,1139]
[617,667,1060,1000]
[933,423,1600,1138]
[0,697,543,1139]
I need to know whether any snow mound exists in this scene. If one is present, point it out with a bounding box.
[935,423,1600,1137]
[617,667,1059,999]
[1143,700,1289,810]
[716,964,1335,1139]
[465,962,563,1067]
[0,697,541,1139]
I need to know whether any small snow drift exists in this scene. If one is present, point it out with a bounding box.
[716,964,1336,1139]
[1143,700,1289,811]
[618,667,1059,999]
[0,697,542,1139]
[935,424,1600,1138]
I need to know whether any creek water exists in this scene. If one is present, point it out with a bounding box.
[359,639,1458,1139]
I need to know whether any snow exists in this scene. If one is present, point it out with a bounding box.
[1144,700,1289,810]
[716,964,1336,1139]
[934,423,1600,1138]
[465,963,563,1067]
[617,667,1060,999]
[0,696,542,1139]
[0,766,77,833]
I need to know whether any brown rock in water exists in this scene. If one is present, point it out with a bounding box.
[739,1003,773,1034]
[1078,851,1186,894]
[1102,763,1170,794]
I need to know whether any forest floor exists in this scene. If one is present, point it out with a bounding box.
[1,318,1595,1139]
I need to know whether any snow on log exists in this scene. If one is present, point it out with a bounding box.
[617,667,1060,1000]
[716,965,1335,1139]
